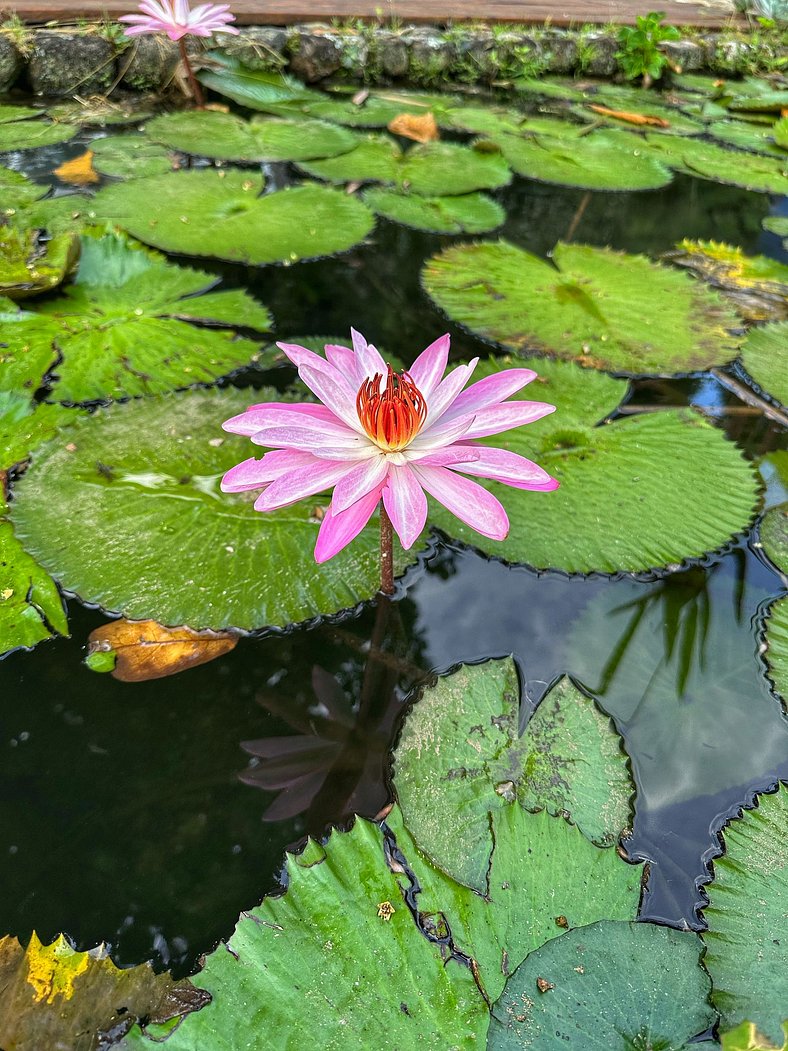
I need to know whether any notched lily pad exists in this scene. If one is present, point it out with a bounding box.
[0,520,68,658]
[91,134,177,179]
[646,134,788,194]
[0,227,79,300]
[363,188,504,233]
[740,323,788,407]
[0,166,50,211]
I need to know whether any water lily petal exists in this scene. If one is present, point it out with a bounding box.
[411,464,509,540]
[223,404,347,437]
[383,465,428,549]
[299,364,365,434]
[413,446,481,467]
[254,459,352,512]
[331,454,389,513]
[462,401,556,440]
[324,343,361,383]
[451,445,560,490]
[408,334,450,398]
[314,485,384,563]
[221,450,317,492]
[351,328,387,380]
[444,369,539,418]
[426,359,479,425]
[407,411,477,455]
[250,425,370,456]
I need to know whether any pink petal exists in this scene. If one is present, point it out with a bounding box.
[351,327,386,380]
[254,459,352,512]
[407,334,450,398]
[383,465,428,549]
[324,343,361,382]
[425,358,478,424]
[451,445,559,491]
[276,341,331,371]
[411,464,509,540]
[314,485,384,563]
[444,369,538,418]
[221,450,316,492]
[407,411,477,455]
[223,403,346,437]
[462,401,556,440]
[249,424,368,456]
[299,364,364,434]
[414,446,481,467]
[331,454,389,513]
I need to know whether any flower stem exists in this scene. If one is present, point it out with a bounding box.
[178,39,205,108]
[379,505,394,596]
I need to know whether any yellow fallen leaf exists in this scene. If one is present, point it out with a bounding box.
[387,112,439,143]
[589,104,670,128]
[87,618,238,682]
[53,150,99,186]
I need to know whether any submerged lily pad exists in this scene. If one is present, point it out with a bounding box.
[298,136,511,195]
[703,784,788,1045]
[91,169,375,265]
[0,227,78,300]
[363,188,504,233]
[495,129,672,191]
[32,231,272,403]
[424,356,759,573]
[8,388,414,630]
[0,520,69,657]
[393,659,633,893]
[146,110,358,162]
[423,240,741,375]
[741,323,788,407]
[489,921,715,1050]
[91,135,176,179]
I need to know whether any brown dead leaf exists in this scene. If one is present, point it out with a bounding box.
[588,104,670,128]
[88,618,237,682]
[53,149,100,186]
[387,112,439,143]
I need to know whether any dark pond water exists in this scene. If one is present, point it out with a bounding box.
[1,110,787,978]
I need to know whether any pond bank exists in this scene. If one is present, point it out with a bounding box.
[0,19,785,96]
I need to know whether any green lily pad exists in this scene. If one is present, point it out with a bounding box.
[0,104,40,124]
[0,167,49,211]
[145,110,358,163]
[0,310,58,397]
[760,503,788,573]
[512,77,587,101]
[0,118,78,152]
[741,323,788,407]
[441,105,529,137]
[720,1021,788,1050]
[489,921,715,1050]
[0,227,78,300]
[8,387,415,630]
[0,520,68,657]
[423,355,760,573]
[703,784,788,1045]
[764,593,788,702]
[774,117,788,150]
[423,240,741,375]
[706,119,784,156]
[393,660,633,893]
[646,134,788,193]
[277,89,460,129]
[494,129,672,191]
[579,95,704,136]
[729,90,788,113]
[764,216,788,238]
[91,135,176,179]
[30,231,271,403]
[0,392,76,475]
[9,194,100,237]
[91,169,375,265]
[123,813,490,1050]
[298,136,511,196]
[363,188,504,233]
[197,52,321,111]
[46,98,154,126]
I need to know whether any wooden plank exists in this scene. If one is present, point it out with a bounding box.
[2,0,741,27]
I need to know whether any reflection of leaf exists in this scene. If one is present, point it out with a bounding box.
[0,932,207,1051]
[387,112,439,142]
[53,149,100,186]
[86,619,237,682]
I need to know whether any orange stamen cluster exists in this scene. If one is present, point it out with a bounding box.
[356,365,427,451]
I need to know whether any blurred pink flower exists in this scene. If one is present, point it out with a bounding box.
[119,0,238,40]
[221,331,559,563]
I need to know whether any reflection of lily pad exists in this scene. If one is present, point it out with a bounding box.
[92,169,375,265]
[423,240,741,374]
[741,323,788,407]
[490,921,714,1050]
[91,135,176,178]
[393,660,633,892]
[495,129,672,191]
[298,136,511,195]
[0,521,69,657]
[9,388,414,630]
[32,231,272,403]
[146,110,358,162]
[424,356,760,573]
[363,187,504,233]
[0,228,78,300]
[704,785,788,1046]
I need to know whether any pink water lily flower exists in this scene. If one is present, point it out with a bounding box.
[119,0,239,40]
[221,331,559,564]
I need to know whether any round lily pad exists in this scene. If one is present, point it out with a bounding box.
[91,135,176,179]
[0,304,58,395]
[0,519,68,658]
[362,187,504,233]
[764,216,788,238]
[495,130,673,192]
[145,110,358,163]
[0,227,78,300]
[0,119,78,152]
[0,167,49,211]
[741,322,788,407]
[706,119,783,156]
[774,117,788,150]
[46,99,154,126]
[423,356,760,574]
[646,134,788,194]
[91,169,375,265]
[0,104,40,124]
[196,54,328,112]
[423,240,741,375]
[489,921,715,1050]
[729,90,788,113]
[760,503,788,573]
[295,89,460,129]
[297,136,512,196]
[8,388,413,630]
[765,593,788,702]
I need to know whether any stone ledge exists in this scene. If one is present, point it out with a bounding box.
[0,20,784,96]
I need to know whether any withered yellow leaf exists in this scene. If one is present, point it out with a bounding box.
[53,150,99,186]
[87,618,237,682]
[387,112,439,143]
[589,104,670,128]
